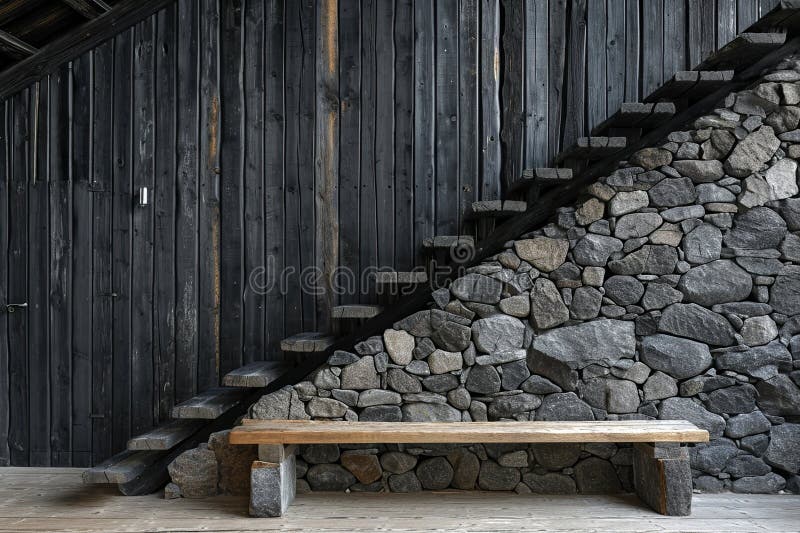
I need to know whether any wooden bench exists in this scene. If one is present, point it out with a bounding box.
[229,419,709,518]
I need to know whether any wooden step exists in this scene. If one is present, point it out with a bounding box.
[223,361,292,388]
[127,419,204,451]
[332,304,383,319]
[556,137,626,163]
[747,1,800,34]
[695,33,786,71]
[171,387,247,419]
[645,70,734,103]
[374,271,428,285]
[465,200,527,219]
[280,332,336,353]
[591,102,676,135]
[508,168,573,195]
[83,449,164,484]
[422,235,475,250]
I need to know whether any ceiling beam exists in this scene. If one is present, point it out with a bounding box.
[61,0,112,19]
[0,0,175,102]
[0,29,37,59]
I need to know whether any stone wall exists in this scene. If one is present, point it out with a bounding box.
[170,58,800,498]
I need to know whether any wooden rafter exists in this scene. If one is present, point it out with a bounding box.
[61,0,112,19]
[0,0,176,102]
[0,28,37,58]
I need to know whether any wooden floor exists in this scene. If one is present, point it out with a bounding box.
[0,468,798,532]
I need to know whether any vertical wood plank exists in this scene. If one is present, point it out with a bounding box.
[219,0,244,373]
[242,0,265,361]
[394,0,414,271]
[586,0,606,133]
[689,0,716,68]
[175,0,199,402]
[338,0,361,301]
[717,0,737,49]
[70,52,93,467]
[501,0,523,187]
[624,0,640,102]
[480,0,501,197]
[0,101,8,466]
[548,0,568,165]
[458,0,479,221]
[562,0,587,150]
[760,0,780,15]
[737,0,759,31]
[111,29,134,454]
[9,91,30,466]
[153,3,177,422]
[91,43,114,465]
[131,19,156,437]
[606,0,625,116]
[359,0,377,288]
[413,0,435,264]
[374,0,394,268]
[263,0,286,356]
[642,0,664,100]
[197,0,221,390]
[435,0,458,233]
[48,64,73,466]
[28,80,51,467]
[663,0,687,81]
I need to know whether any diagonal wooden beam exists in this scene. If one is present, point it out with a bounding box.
[0,0,176,102]
[0,28,37,58]
[61,0,112,19]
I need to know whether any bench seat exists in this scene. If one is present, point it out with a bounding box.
[230,419,708,518]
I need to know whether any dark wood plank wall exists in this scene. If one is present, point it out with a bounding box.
[0,0,780,466]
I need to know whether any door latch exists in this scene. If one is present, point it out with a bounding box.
[5,303,28,313]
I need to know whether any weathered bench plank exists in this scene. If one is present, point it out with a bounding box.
[231,420,709,445]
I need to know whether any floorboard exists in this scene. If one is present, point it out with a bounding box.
[0,468,797,532]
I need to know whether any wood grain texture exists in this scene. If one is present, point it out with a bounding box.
[222,361,291,388]
[126,419,204,450]
[170,387,246,420]
[0,101,9,466]
[232,420,710,445]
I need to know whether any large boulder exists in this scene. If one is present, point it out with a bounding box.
[677,260,753,306]
[514,237,569,272]
[471,315,526,352]
[659,397,726,439]
[723,206,788,250]
[450,273,503,304]
[763,424,800,473]
[640,334,712,379]
[724,125,780,178]
[769,265,800,315]
[658,303,736,346]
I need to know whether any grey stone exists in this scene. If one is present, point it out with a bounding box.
[340,357,380,390]
[307,397,348,418]
[683,224,723,264]
[613,361,651,384]
[427,350,463,374]
[732,473,786,494]
[756,374,800,416]
[673,159,725,183]
[487,393,542,418]
[514,237,569,272]
[476,349,526,366]
[740,315,778,346]
[738,158,799,208]
[430,311,472,352]
[641,283,684,310]
[741,434,770,456]
[640,334,712,379]
[643,371,678,401]
[523,473,577,494]
[769,197,800,230]
[380,452,417,474]
[500,360,531,390]
[416,457,454,490]
[604,275,645,306]
[570,286,603,320]
[449,449,480,489]
[704,384,758,414]
[615,213,663,239]
[659,397,726,439]
[355,337,384,356]
[360,405,402,422]
[781,233,800,262]
[715,341,792,380]
[387,369,422,393]
[575,197,606,226]
[531,443,582,470]
[725,411,772,439]
[387,471,422,492]
[478,461,521,490]
[313,368,340,390]
[357,389,402,408]
[447,387,472,409]
[765,105,800,133]
[608,245,678,276]
[465,364,501,394]
[498,450,529,468]
[573,234,624,266]
[383,329,415,365]
[724,206,788,250]
[725,455,771,478]
[450,273,503,304]
[530,278,569,330]
[694,475,725,493]
[724,126,780,178]
[702,129,736,160]
[677,260,753,307]
[301,444,340,464]
[328,351,360,366]
[658,303,736,346]
[630,147,673,170]
[250,386,310,421]
[472,315,526,353]
[608,190,650,216]
[394,311,434,337]
[697,183,736,204]
[676,141,701,160]
[661,205,706,222]
[250,456,295,517]
[422,373,460,393]
[763,423,800,473]
[690,439,740,475]
[413,338,436,359]
[521,375,562,394]
[536,392,595,421]
[575,458,623,493]
[168,447,218,498]
[306,464,355,491]
[648,177,697,207]
[770,265,800,315]
[580,378,640,414]
[401,402,461,422]
[499,295,530,318]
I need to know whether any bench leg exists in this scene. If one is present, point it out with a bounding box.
[633,443,693,516]
[249,446,296,517]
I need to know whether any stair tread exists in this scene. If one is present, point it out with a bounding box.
[127,419,204,451]
[171,387,247,420]
[465,200,527,219]
[422,235,475,249]
[556,137,627,162]
[509,168,573,194]
[373,271,429,284]
[223,361,292,388]
[83,449,164,484]
[645,70,734,103]
[332,304,384,319]
[591,102,676,134]
[695,33,786,71]
[747,1,800,33]
[281,332,336,352]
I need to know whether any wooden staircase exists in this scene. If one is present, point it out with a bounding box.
[82,1,800,496]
